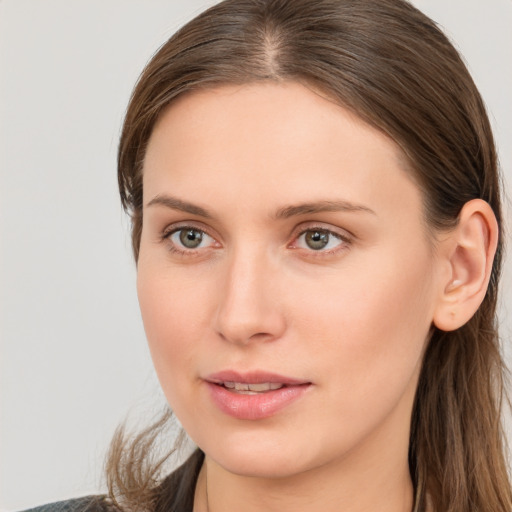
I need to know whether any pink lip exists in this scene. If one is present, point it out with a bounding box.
[204,370,312,420]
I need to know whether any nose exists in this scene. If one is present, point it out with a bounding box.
[214,248,287,345]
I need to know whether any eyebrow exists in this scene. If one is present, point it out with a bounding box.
[273,200,376,219]
[146,194,376,219]
[146,195,212,218]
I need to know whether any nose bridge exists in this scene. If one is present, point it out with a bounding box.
[215,243,285,345]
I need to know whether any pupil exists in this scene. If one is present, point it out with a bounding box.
[180,229,203,248]
[305,230,329,250]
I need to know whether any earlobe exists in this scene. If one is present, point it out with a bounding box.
[433,199,498,332]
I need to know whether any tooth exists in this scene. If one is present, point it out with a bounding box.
[246,383,269,392]
[225,382,286,393]
[245,382,285,392]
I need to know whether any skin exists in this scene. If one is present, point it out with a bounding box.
[137,82,460,512]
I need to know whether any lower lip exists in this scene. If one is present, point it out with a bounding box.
[205,382,311,420]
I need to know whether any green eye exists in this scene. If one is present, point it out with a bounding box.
[167,227,215,251]
[304,230,330,250]
[296,229,344,252]
[179,228,204,248]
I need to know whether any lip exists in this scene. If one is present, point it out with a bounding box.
[204,370,312,420]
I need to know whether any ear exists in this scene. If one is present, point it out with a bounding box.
[433,199,499,331]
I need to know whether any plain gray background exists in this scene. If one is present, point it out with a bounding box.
[1,1,511,510]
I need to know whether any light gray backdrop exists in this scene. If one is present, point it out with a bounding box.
[1,1,511,510]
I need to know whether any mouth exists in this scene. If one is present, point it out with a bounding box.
[206,370,310,391]
[204,371,312,420]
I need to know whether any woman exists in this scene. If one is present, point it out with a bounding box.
[25,0,510,511]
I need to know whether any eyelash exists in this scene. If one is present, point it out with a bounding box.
[161,224,352,257]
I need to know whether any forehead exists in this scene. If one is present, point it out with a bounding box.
[143,82,422,222]
[149,81,400,158]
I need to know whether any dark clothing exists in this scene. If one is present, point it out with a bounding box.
[22,496,111,512]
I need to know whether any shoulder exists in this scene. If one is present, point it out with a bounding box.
[21,496,114,512]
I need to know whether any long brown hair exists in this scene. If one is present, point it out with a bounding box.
[109,1,511,510]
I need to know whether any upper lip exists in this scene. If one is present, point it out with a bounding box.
[205,370,310,386]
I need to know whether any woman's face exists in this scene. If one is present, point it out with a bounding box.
[138,82,444,478]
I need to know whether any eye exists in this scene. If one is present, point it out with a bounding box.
[294,228,346,252]
[166,227,217,252]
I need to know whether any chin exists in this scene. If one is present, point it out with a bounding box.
[196,427,330,479]
[212,450,311,479]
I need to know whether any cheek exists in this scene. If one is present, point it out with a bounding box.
[136,260,212,406]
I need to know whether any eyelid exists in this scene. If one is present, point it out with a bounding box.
[290,221,354,240]
[162,220,218,238]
